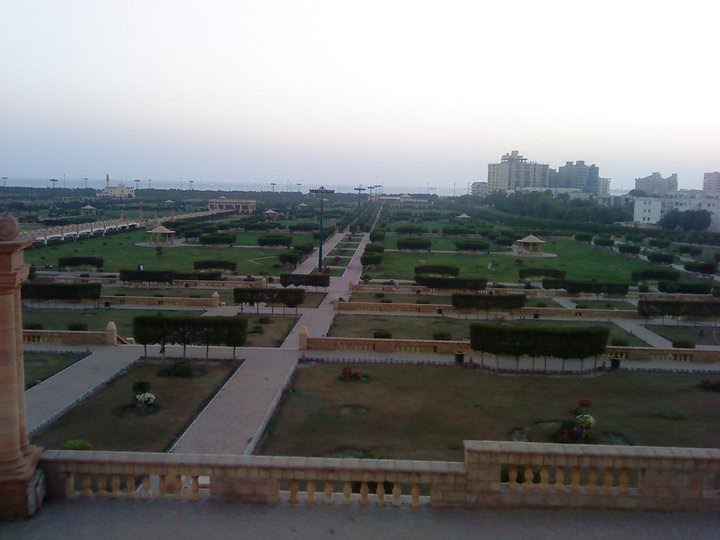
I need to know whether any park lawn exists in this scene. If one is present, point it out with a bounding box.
[328,315,648,346]
[21,307,204,337]
[32,362,236,452]
[266,292,326,309]
[260,365,720,460]
[646,325,720,347]
[571,299,637,311]
[311,268,345,277]
[24,351,89,389]
[371,239,661,283]
[245,315,300,347]
[328,248,357,257]
[103,286,234,304]
[384,235,466,251]
[25,230,312,275]
[322,257,351,267]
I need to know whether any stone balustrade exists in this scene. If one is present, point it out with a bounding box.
[39,441,720,511]
[38,275,268,289]
[22,323,120,346]
[100,295,218,308]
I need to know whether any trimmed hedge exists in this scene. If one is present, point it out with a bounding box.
[257,233,293,247]
[278,252,303,265]
[294,243,314,255]
[455,239,490,251]
[593,237,615,247]
[470,323,608,359]
[646,252,675,264]
[280,274,330,288]
[395,224,426,234]
[541,279,629,295]
[58,257,104,268]
[193,260,237,272]
[233,287,305,308]
[174,271,223,281]
[364,243,385,253]
[369,230,386,242]
[199,233,236,245]
[631,268,680,282]
[119,270,174,283]
[452,293,526,311]
[361,253,383,266]
[397,237,431,250]
[22,283,101,300]
[518,268,566,280]
[415,276,487,290]
[575,233,593,242]
[414,265,460,277]
[443,225,475,236]
[657,281,714,294]
[638,300,720,318]
[289,222,319,231]
[617,244,641,254]
[684,261,717,274]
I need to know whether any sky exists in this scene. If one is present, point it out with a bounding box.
[1,0,718,191]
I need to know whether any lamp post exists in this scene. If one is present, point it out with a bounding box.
[271,182,276,193]
[1,177,7,188]
[354,185,365,208]
[309,186,334,271]
[134,179,140,190]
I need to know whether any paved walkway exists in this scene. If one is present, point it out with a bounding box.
[4,499,718,539]
[612,319,674,348]
[171,347,299,455]
[25,344,143,436]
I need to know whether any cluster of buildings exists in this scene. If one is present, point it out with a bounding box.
[96,174,135,198]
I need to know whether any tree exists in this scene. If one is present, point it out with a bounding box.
[660,209,712,231]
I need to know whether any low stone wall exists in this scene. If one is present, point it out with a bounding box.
[22,323,119,346]
[40,441,720,510]
[100,295,218,308]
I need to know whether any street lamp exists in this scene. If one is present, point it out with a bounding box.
[271,182,277,193]
[189,180,194,191]
[309,186,335,271]
[83,177,89,189]
[49,178,58,189]
[148,179,152,189]
[1,177,7,188]
[296,182,302,193]
[354,185,366,208]
[134,179,140,190]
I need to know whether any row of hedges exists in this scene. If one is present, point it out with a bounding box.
[631,268,680,282]
[132,315,247,357]
[22,283,102,300]
[199,232,236,245]
[193,260,237,272]
[280,274,330,288]
[684,261,717,274]
[541,280,629,295]
[638,300,720,318]
[646,252,675,264]
[518,268,566,280]
[415,265,459,276]
[119,270,174,283]
[361,242,385,266]
[415,276,488,290]
[656,281,714,295]
[452,293,526,311]
[397,237,431,250]
[233,287,305,308]
[58,257,104,268]
[257,233,293,247]
[470,323,609,359]
[455,238,490,251]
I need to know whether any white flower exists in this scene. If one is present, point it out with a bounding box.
[576,414,595,430]
[135,392,156,405]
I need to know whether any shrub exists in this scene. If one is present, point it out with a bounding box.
[373,329,392,339]
[455,239,490,251]
[414,265,460,276]
[168,363,195,377]
[199,232,236,245]
[433,331,452,341]
[518,268,566,280]
[132,380,152,394]
[657,281,714,294]
[67,322,88,331]
[22,283,102,300]
[397,237,431,250]
[672,340,695,349]
[646,252,674,264]
[361,253,384,266]
[617,244,641,254]
[364,243,385,253]
[257,233,293,247]
[631,268,680,282]
[58,256,104,268]
[395,224,426,234]
[593,237,614,247]
[278,252,302,265]
[193,260,237,272]
[415,276,488,290]
[62,439,92,451]
[684,261,717,274]
[369,230,386,242]
[575,233,593,242]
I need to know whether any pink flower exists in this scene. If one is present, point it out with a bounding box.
[579,397,592,407]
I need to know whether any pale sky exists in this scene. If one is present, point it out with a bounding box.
[1,0,718,190]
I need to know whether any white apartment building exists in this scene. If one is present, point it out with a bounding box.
[704,172,720,194]
[488,151,549,193]
[633,190,720,231]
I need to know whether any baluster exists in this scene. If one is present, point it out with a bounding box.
[307,481,316,504]
[191,476,200,500]
[376,482,386,506]
[570,467,581,490]
[142,475,151,498]
[602,469,614,492]
[392,483,402,506]
[97,475,107,497]
[289,480,299,504]
[111,475,121,497]
[81,474,92,497]
[587,469,598,492]
[556,467,565,487]
[360,482,369,506]
[410,484,420,508]
[324,481,333,504]
[508,467,518,488]
[342,482,352,504]
[126,476,136,499]
[619,469,630,492]
[539,467,550,489]
[64,473,75,497]
[159,475,167,497]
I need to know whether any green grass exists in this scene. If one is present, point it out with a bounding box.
[260,365,720,460]
[32,362,236,452]
[22,307,203,337]
[384,235,460,251]
[25,230,314,275]
[328,315,648,346]
[24,351,89,389]
[370,239,661,282]
[244,315,300,347]
[646,325,720,347]
[311,268,345,277]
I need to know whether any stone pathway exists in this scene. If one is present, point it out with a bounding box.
[25,344,143,436]
[611,319,674,348]
[170,347,299,455]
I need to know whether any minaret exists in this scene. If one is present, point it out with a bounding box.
[105,174,110,189]
[0,216,43,519]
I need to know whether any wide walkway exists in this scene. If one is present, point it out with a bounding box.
[171,348,299,455]
[25,344,143,436]
[4,498,718,539]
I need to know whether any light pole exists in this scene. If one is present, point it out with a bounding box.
[148,179,152,189]
[296,182,301,193]
[354,185,365,208]
[83,177,89,189]
[1,177,7,188]
[134,179,140,190]
[49,178,58,189]
[189,180,194,191]
[309,186,335,271]
[271,182,276,193]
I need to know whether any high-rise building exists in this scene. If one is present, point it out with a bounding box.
[635,172,678,195]
[552,160,603,195]
[703,172,720,194]
[487,151,549,193]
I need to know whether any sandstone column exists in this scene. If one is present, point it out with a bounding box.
[0,216,43,520]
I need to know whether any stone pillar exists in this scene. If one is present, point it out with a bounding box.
[211,291,220,307]
[105,321,118,345]
[298,326,309,350]
[0,217,44,520]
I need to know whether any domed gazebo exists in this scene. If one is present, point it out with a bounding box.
[147,224,176,244]
[515,234,545,254]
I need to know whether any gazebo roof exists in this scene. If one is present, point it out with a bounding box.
[81,204,96,210]
[148,225,175,234]
[297,203,309,208]
[456,213,471,219]
[517,234,545,244]
[263,208,279,214]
